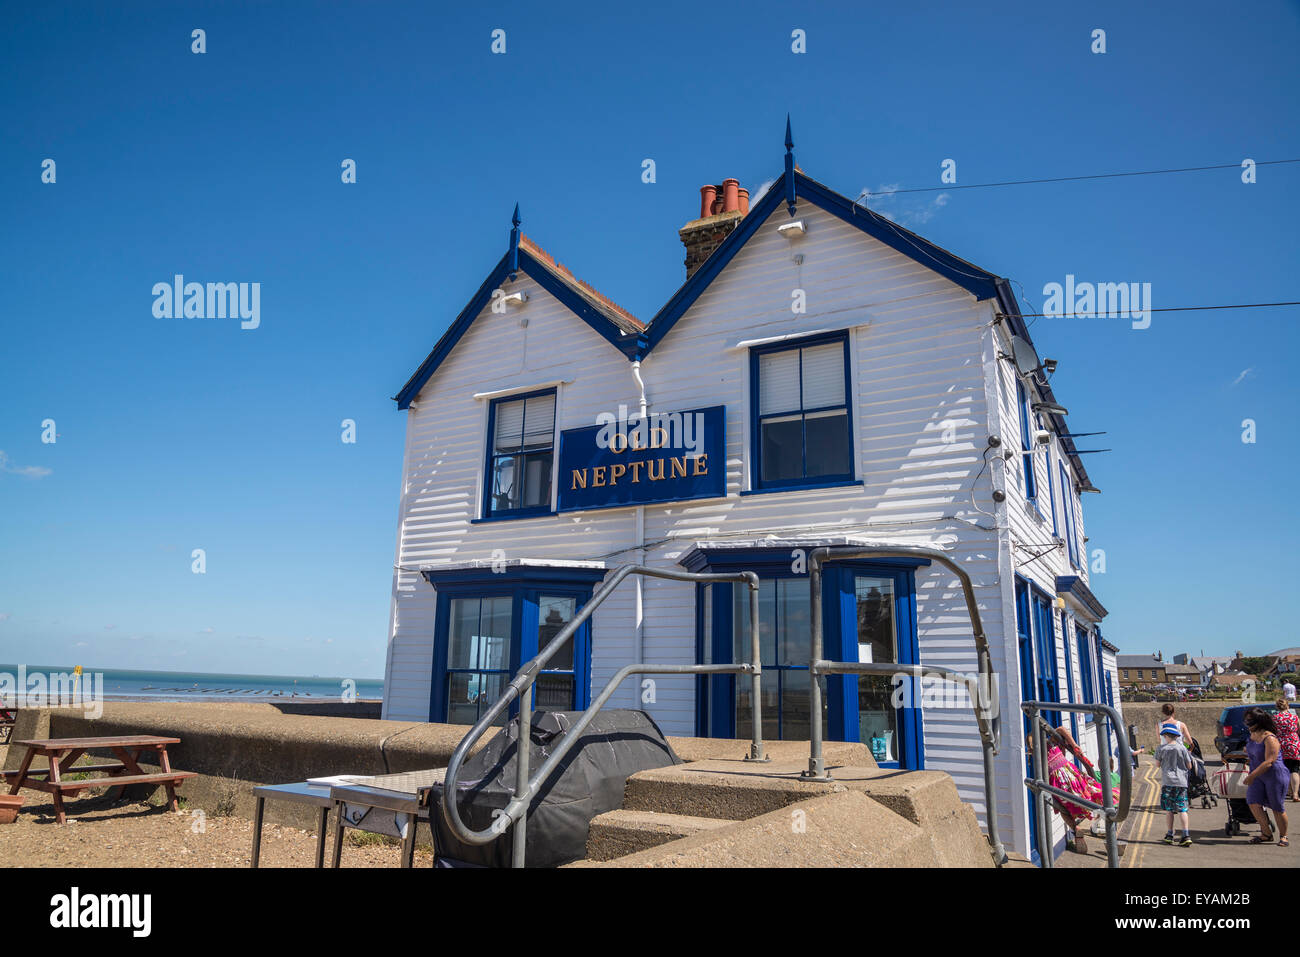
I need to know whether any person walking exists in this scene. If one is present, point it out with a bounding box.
[1242,708,1291,846]
[1156,722,1193,846]
[1273,697,1300,802]
[1284,677,1296,703]
[1159,703,1192,748]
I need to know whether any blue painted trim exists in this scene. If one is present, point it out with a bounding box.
[1013,577,1041,858]
[1055,574,1108,620]
[738,479,864,498]
[1076,624,1097,722]
[748,330,855,492]
[681,547,928,576]
[421,565,608,587]
[1046,444,1059,536]
[482,387,557,520]
[1061,609,1080,746]
[508,203,520,278]
[640,169,1000,354]
[394,249,633,409]
[685,547,924,765]
[1017,381,1038,505]
[784,115,797,216]
[1058,462,1079,569]
[423,574,600,722]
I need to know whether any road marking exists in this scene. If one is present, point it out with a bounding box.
[1124,759,1161,869]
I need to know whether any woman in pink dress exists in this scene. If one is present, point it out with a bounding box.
[1274,697,1300,802]
[1030,723,1121,853]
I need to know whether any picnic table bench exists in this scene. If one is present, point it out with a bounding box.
[3,735,197,824]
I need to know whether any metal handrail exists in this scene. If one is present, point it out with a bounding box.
[1021,700,1132,868]
[439,563,764,868]
[802,545,1006,865]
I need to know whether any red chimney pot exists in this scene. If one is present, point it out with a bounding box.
[699,185,717,220]
[722,178,740,213]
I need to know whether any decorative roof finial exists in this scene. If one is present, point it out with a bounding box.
[784,115,797,216]
[508,202,521,278]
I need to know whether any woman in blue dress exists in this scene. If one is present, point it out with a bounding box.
[1243,708,1291,847]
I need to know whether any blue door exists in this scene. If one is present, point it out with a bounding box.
[1015,578,1041,860]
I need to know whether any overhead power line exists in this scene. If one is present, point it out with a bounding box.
[867,158,1300,196]
[1011,300,1300,319]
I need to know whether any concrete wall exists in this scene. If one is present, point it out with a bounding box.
[1121,701,1233,754]
[4,703,852,834]
[5,703,484,831]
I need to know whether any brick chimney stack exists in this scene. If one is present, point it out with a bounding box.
[679,177,750,278]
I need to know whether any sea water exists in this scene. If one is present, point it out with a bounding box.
[0,664,382,703]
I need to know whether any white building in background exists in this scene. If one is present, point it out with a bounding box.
[381,128,1118,861]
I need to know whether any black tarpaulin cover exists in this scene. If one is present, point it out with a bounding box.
[422,709,681,868]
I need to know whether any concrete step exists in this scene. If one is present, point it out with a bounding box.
[622,760,843,821]
[585,809,729,861]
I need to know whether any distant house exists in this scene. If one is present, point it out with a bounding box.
[1265,647,1300,679]
[1209,671,1252,691]
[1189,655,1236,689]
[1163,663,1201,689]
[1117,655,1166,689]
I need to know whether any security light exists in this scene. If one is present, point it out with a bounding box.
[1032,400,1069,416]
[1042,358,1058,374]
[777,220,806,239]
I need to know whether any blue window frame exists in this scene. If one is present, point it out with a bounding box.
[749,332,854,491]
[1016,579,1061,725]
[1046,445,1059,536]
[1059,462,1079,568]
[424,566,606,723]
[1017,382,1038,504]
[688,548,924,769]
[483,389,556,519]
[1032,590,1061,727]
[1075,624,1096,723]
[1061,611,1080,743]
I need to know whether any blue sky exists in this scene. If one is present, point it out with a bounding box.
[1,1,1297,678]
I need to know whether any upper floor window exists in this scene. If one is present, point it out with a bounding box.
[1059,461,1079,568]
[1017,381,1038,503]
[486,390,556,518]
[751,333,853,490]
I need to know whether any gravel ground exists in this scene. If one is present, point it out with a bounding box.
[0,784,434,868]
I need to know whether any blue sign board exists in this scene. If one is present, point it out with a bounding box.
[557,406,726,512]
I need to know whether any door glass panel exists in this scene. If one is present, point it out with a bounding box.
[733,579,826,740]
[854,575,898,762]
[445,596,513,726]
[537,595,577,670]
[537,595,578,711]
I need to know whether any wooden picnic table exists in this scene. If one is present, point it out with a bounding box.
[3,735,197,824]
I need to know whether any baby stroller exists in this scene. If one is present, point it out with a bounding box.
[1215,751,1267,837]
[1187,738,1216,809]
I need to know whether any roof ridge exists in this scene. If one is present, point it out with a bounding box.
[520,234,644,330]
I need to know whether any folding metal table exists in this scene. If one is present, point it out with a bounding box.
[250,782,334,868]
[329,768,445,869]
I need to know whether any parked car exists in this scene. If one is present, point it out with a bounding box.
[1215,702,1279,758]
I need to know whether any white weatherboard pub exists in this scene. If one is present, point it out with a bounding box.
[382,129,1122,862]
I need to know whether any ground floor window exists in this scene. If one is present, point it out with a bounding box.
[689,549,924,768]
[422,567,607,725]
